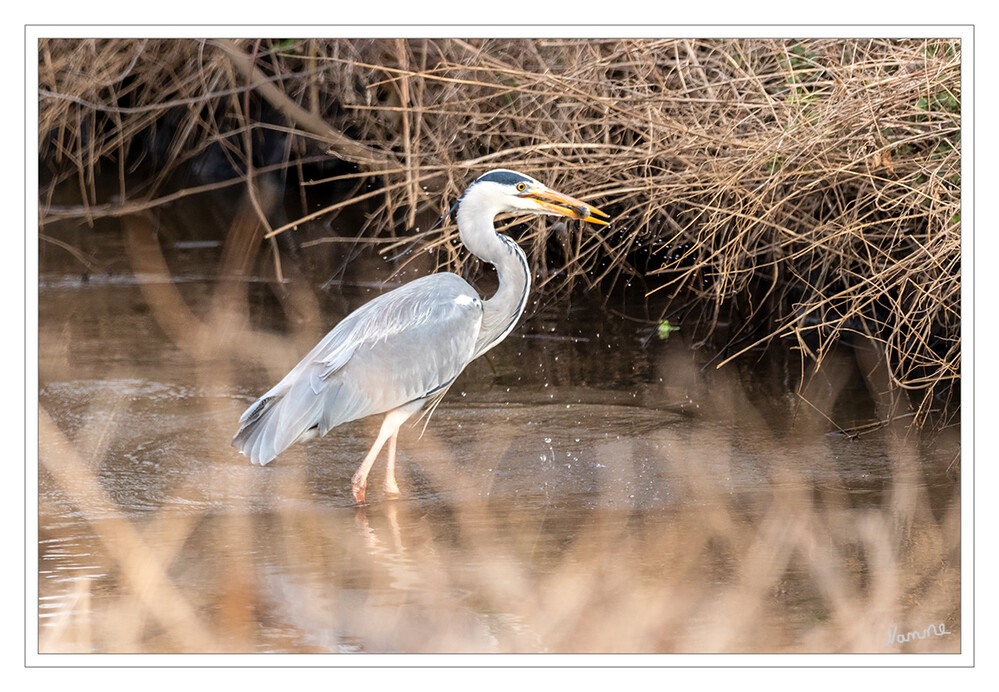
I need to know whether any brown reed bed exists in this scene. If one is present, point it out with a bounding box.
[38,37,962,427]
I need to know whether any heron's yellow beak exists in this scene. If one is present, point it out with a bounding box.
[522,187,611,226]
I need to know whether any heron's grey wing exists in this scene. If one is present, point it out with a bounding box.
[233,273,483,465]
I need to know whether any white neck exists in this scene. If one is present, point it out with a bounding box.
[455,188,532,359]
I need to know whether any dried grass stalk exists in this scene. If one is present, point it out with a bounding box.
[38,38,961,425]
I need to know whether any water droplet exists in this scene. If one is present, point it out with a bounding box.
[544,437,552,444]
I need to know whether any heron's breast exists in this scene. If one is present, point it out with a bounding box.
[454,293,482,309]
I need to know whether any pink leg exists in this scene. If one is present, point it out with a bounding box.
[350,402,421,504]
[383,431,401,495]
[351,432,390,504]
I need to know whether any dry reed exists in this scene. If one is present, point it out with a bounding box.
[38,37,961,423]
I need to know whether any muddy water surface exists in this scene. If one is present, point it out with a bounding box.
[36,225,961,655]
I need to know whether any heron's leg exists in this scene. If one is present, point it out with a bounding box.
[383,431,400,495]
[351,432,390,505]
[351,402,421,504]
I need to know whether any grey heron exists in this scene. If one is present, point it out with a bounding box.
[232,169,609,503]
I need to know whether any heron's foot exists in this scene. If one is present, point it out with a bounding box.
[351,473,367,505]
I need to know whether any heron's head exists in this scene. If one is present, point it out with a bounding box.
[461,169,610,226]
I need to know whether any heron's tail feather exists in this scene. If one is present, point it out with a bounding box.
[232,386,315,465]
[232,377,357,465]
[232,393,285,465]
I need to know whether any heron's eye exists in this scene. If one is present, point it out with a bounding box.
[516,182,527,192]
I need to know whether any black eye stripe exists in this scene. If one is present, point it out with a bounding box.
[475,170,532,188]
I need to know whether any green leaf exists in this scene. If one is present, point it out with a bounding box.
[657,319,681,340]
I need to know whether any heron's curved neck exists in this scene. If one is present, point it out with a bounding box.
[456,199,531,359]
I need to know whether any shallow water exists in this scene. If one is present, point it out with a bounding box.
[36,220,961,655]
